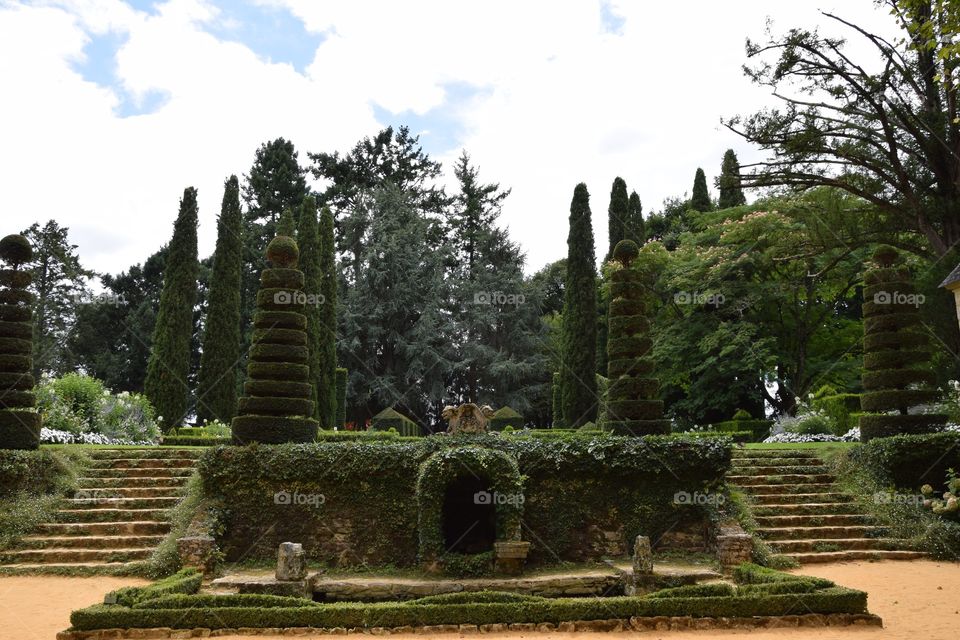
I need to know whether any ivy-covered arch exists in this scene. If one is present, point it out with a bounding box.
[416,446,524,570]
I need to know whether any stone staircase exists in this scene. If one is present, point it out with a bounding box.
[728,448,925,564]
[0,448,200,573]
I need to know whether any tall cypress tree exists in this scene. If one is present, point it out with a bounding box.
[560,183,598,427]
[606,177,629,260]
[297,195,322,422]
[145,187,199,431]
[718,149,747,209]
[691,168,712,212]
[318,206,338,428]
[197,176,243,423]
[626,191,645,244]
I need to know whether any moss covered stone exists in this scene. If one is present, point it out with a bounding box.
[233,233,318,445]
[859,246,946,442]
[0,235,39,449]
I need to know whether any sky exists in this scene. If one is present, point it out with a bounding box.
[0,0,893,276]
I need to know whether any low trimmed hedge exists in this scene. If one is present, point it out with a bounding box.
[711,419,771,442]
[854,431,960,487]
[106,568,201,607]
[160,436,232,447]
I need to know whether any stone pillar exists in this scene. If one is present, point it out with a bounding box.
[716,525,753,572]
[276,541,306,581]
[494,541,531,575]
[632,535,653,575]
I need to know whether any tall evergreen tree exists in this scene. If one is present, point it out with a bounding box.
[145,187,199,431]
[196,176,243,423]
[21,221,92,377]
[691,168,712,212]
[560,183,598,427]
[606,177,629,260]
[318,206,338,428]
[297,196,322,422]
[717,149,747,209]
[625,191,645,244]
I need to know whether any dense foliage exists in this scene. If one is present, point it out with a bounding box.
[145,188,199,431]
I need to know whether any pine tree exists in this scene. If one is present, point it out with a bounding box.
[297,196,322,421]
[0,234,41,449]
[318,206,338,427]
[560,183,598,427]
[625,191,645,244]
[233,232,318,444]
[277,209,296,238]
[603,240,669,435]
[859,245,946,441]
[144,187,199,431]
[691,168,712,212]
[718,149,747,209]
[197,177,243,423]
[607,178,629,260]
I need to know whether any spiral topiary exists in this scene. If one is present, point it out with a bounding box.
[0,234,40,449]
[232,234,318,444]
[859,245,946,442]
[603,240,669,435]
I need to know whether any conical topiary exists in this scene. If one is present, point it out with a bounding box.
[232,233,318,444]
[859,245,946,441]
[0,234,41,449]
[603,240,669,435]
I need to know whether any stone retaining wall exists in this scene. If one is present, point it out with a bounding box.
[56,613,882,639]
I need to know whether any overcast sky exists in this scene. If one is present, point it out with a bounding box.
[0,0,892,276]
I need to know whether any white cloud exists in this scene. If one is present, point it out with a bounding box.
[0,0,893,275]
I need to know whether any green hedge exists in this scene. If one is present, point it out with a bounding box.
[710,419,771,442]
[371,407,419,436]
[106,568,201,607]
[197,434,730,567]
[160,436,232,447]
[853,432,960,488]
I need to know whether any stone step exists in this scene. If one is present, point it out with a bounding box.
[754,514,875,527]
[753,502,863,516]
[56,508,171,523]
[784,550,926,564]
[83,467,193,479]
[63,496,180,509]
[72,486,183,499]
[730,465,828,476]
[88,458,196,469]
[731,450,820,459]
[36,521,170,536]
[77,476,188,489]
[17,534,165,550]
[739,483,838,495]
[0,547,152,564]
[768,537,907,553]
[751,493,854,505]
[0,561,146,574]
[757,525,888,540]
[90,448,201,460]
[732,458,826,469]
[729,474,836,486]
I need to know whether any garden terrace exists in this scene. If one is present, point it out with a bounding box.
[196,433,730,570]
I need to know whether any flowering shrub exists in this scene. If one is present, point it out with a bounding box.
[39,427,153,446]
[35,374,160,444]
[920,469,960,521]
[762,428,860,444]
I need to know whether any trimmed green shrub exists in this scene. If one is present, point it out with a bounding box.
[106,568,201,607]
[489,406,523,431]
[160,436,232,447]
[854,432,960,487]
[859,246,945,441]
[0,234,39,449]
[602,240,668,435]
[371,407,419,436]
[233,233,318,445]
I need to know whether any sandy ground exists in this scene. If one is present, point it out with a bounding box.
[3,560,959,639]
[0,574,148,640]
